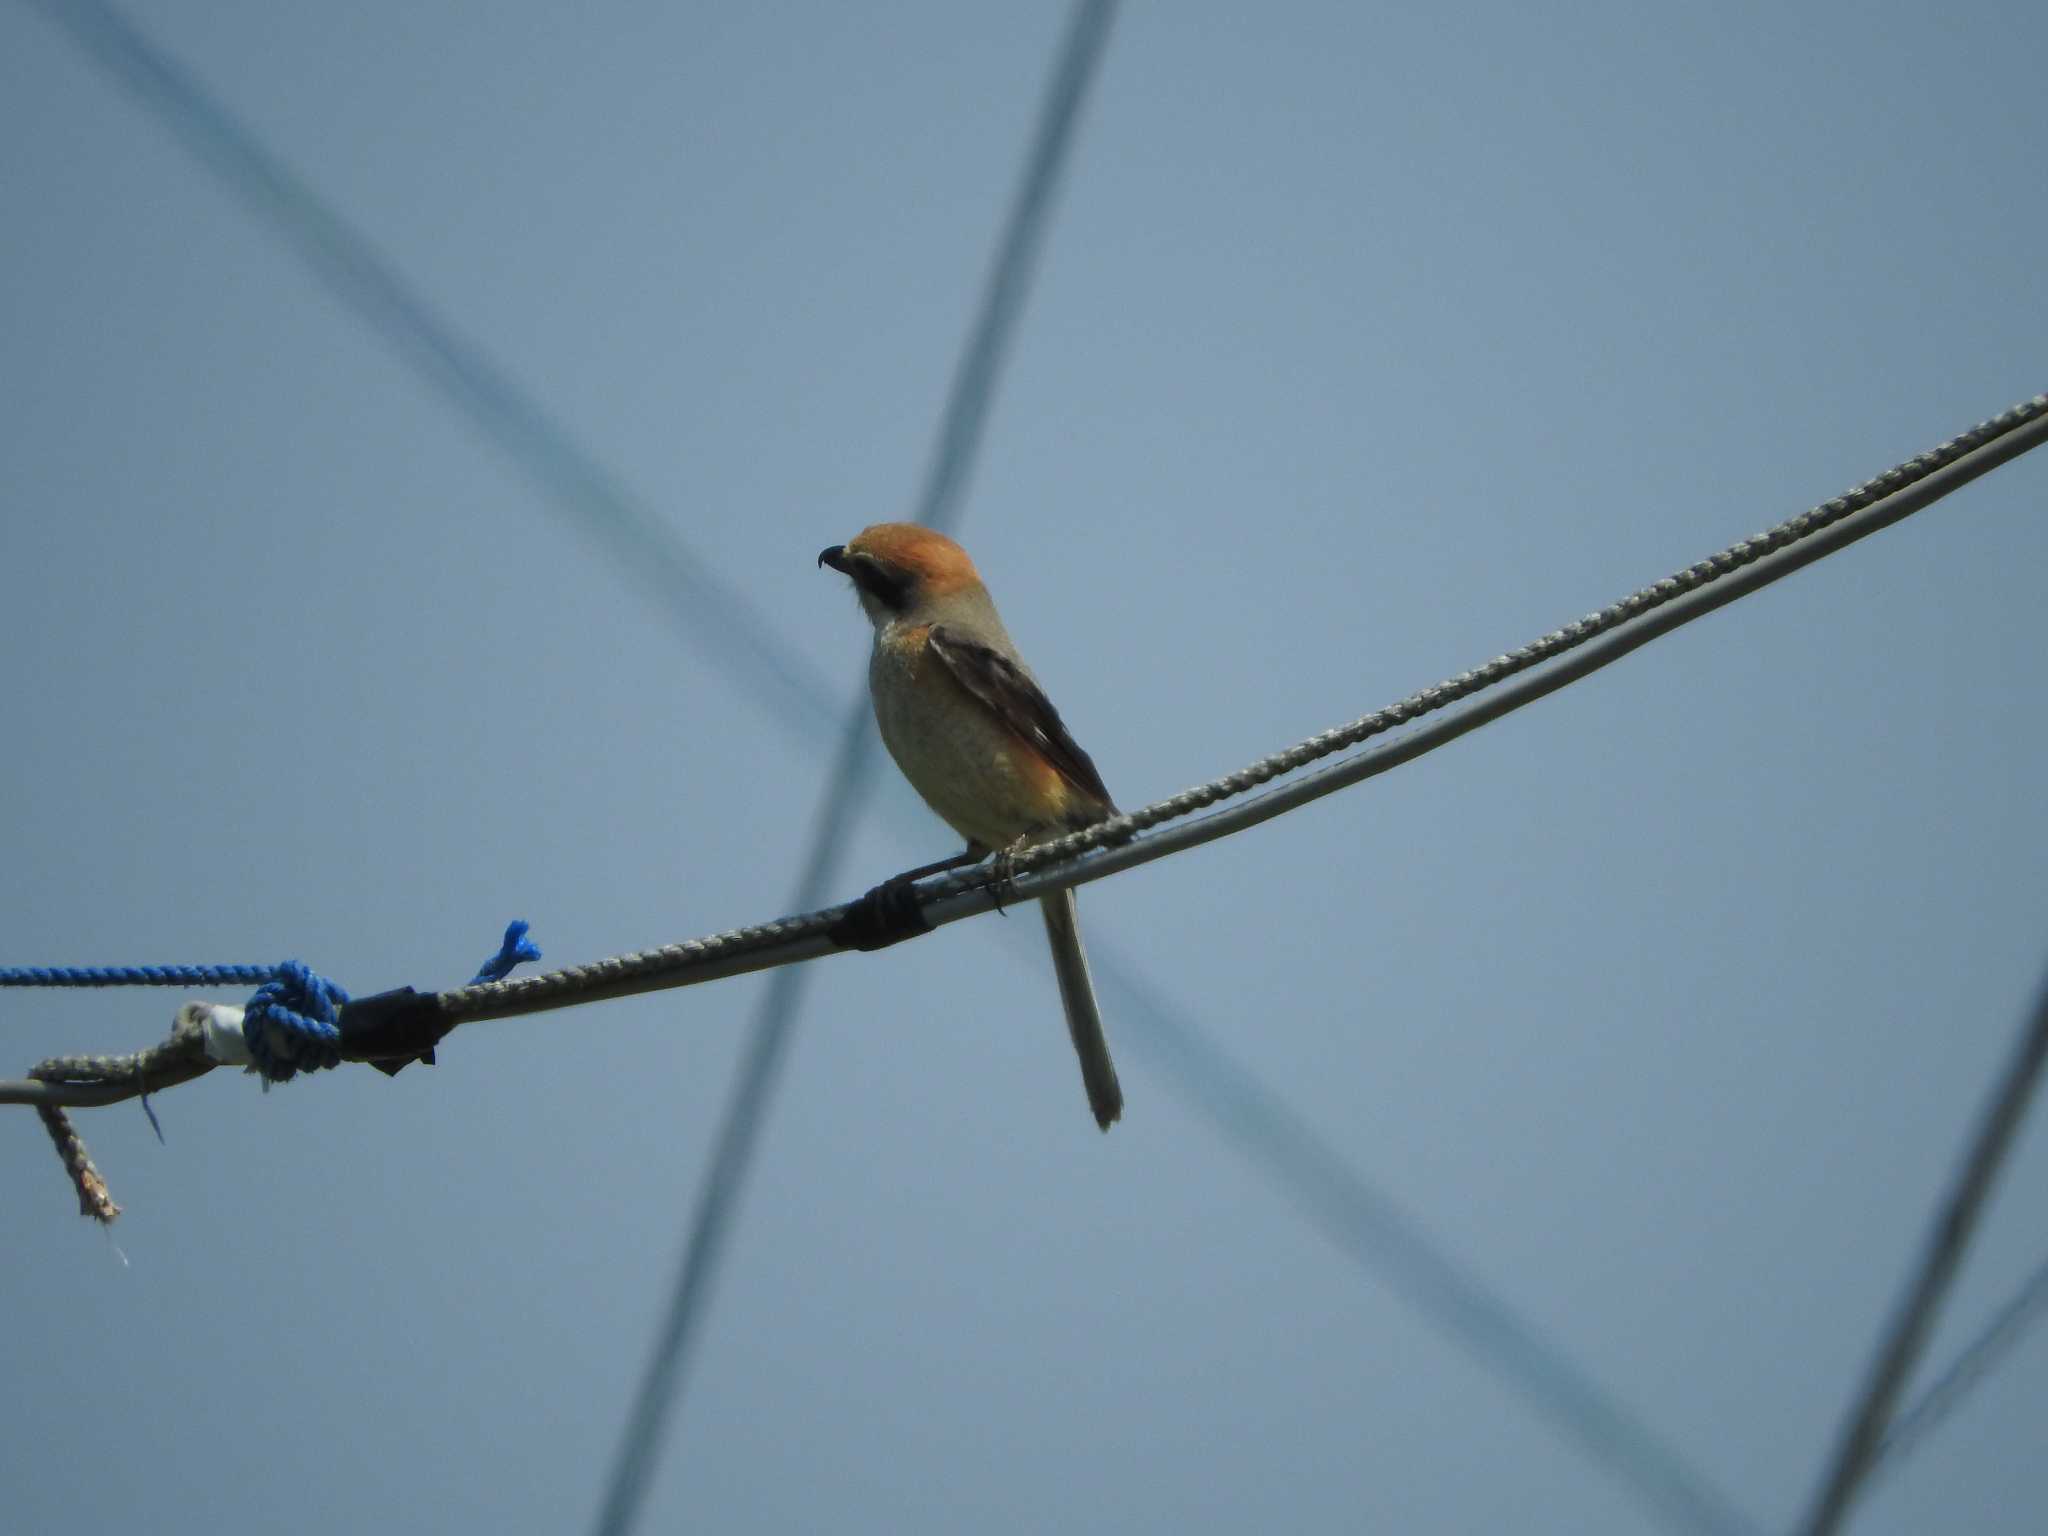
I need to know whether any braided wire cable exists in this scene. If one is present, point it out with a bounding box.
[22,1004,218,1222]
[438,910,841,1023]
[37,1106,120,1223]
[433,391,2047,1028]
[22,1000,215,1093]
[4,395,2042,1260]
[1003,393,2048,861]
[2,1039,219,1108]
[30,1023,210,1086]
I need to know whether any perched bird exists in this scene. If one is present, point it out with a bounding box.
[819,523,1123,1130]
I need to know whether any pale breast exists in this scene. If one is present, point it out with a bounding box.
[869,632,1072,851]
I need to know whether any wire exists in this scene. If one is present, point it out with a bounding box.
[589,6,1121,1533]
[1874,1249,2048,1477]
[1,1063,213,1110]
[38,1104,120,1221]
[30,0,2040,1064]
[910,0,1116,533]
[396,392,2045,1028]
[589,703,879,1536]
[1103,956,1764,1536]
[13,394,2038,1078]
[1796,959,2048,1536]
[22,0,839,733]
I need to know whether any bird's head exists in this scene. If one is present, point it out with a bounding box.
[819,522,982,629]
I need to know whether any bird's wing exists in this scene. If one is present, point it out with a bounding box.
[927,625,1115,814]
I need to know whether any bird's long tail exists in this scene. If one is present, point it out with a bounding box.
[1039,887,1122,1130]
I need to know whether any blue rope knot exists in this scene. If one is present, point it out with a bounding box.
[242,960,349,1082]
[6,921,538,1082]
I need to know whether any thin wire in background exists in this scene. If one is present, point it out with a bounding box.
[1797,961,2048,1536]
[1106,959,1765,1536]
[25,2,2034,1531]
[1876,1249,2048,1477]
[21,0,838,731]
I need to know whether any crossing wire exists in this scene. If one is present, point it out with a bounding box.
[22,0,838,732]
[1796,960,2048,1536]
[1875,1248,2048,1478]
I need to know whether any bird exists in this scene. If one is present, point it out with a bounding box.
[819,523,1123,1130]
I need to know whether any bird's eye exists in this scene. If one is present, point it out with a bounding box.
[854,558,913,611]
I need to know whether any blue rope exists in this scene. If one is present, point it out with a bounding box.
[468,920,542,986]
[0,964,279,988]
[3,922,541,1083]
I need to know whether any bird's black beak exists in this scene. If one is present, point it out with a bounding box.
[819,543,913,612]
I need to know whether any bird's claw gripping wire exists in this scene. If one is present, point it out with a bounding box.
[985,838,1030,917]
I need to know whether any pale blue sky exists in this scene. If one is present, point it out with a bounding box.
[4,3,2045,1533]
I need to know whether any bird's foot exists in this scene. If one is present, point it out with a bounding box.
[986,834,1033,916]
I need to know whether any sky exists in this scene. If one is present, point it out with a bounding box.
[3,2,2045,1534]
